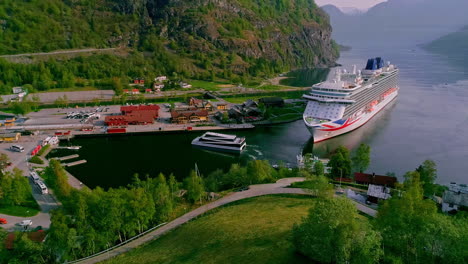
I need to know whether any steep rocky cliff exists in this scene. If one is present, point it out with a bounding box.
[108,0,339,73]
[0,0,338,82]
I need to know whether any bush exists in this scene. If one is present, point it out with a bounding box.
[36,144,50,156]
[29,156,44,164]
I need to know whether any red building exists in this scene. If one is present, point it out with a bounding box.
[105,105,160,127]
[120,105,160,118]
[133,78,145,85]
[105,113,155,126]
[354,173,397,187]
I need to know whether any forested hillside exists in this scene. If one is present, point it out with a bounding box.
[0,0,339,94]
[423,26,468,69]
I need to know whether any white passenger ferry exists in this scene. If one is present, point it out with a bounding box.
[192,132,246,152]
[303,57,399,142]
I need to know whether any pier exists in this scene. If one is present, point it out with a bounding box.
[55,146,82,150]
[63,160,87,167]
[54,154,79,161]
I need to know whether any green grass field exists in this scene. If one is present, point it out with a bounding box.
[0,205,39,217]
[39,86,99,93]
[189,80,233,91]
[106,195,314,264]
[0,194,40,217]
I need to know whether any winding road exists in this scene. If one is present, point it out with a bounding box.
[75,177,376,264]
[0,48,118,58]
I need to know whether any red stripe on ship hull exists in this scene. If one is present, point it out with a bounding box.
[313,91,398,142]
[319,118,360,132]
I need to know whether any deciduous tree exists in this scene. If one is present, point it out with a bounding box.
[293,197,382,264]
[328,146,352,178]
[352,143,371,173]
[416,159,437,196]
[184,170,205,204]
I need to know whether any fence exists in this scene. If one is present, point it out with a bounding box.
[64,222,167,264]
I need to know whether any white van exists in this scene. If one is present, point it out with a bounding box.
[36,180,48,194]
[30,171,40,182]
[10,145,24,152]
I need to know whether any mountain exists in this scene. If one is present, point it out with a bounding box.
[0,0,339,91]
[323,0,468,47]
[338,7,365,15]
[423,26,468,68]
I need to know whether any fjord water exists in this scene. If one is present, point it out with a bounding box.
[58,37,468,189]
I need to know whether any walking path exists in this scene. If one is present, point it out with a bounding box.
[0,48,118,58]
[77,177,376,264]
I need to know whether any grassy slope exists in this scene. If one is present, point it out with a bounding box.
[106,195,314,264]
[0,194,40,217]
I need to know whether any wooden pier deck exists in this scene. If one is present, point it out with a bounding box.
[63,160,87,167]
[54,154,79,161]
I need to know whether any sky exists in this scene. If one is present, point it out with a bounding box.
[314,0,387,10]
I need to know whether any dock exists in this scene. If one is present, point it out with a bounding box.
[54,154,79,161]
[55,146,82,150]
[63,160,87,167]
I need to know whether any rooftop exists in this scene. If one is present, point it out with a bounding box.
[354,173,397,187]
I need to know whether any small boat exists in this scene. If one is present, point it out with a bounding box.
[192,132,246,153]
[67,146,81,150]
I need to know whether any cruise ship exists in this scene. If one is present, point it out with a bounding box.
[192,132,247,152]
[303,57,399,142]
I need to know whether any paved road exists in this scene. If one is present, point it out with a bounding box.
[77,177,376,264]
[0,48,118,58]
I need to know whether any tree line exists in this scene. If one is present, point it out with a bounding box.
[0,154,36,210]
[293,165,468,264]
[0,159,291,263]
[327,144,442,197]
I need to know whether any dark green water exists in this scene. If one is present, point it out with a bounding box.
[49,122,314,189]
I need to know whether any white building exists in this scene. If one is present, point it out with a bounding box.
[180,82,192,89]
[367,184,392,201]
[12,87,24,94]
[153,83,165,91]
[155,76,167,82]
[442,183,468,212]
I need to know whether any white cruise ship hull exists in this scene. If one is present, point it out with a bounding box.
[305,88,398,143]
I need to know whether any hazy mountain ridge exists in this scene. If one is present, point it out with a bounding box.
[323,0,468,46]
[422,26,468,68]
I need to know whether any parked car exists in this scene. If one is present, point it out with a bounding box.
[0,218,7,224]
[18,220,32,226]
[235,186,250,192]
